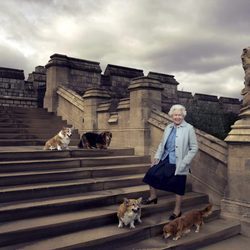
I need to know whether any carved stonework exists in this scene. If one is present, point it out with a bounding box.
[225,47,250,141]
[222,48,250,230]
[241,47,250,110]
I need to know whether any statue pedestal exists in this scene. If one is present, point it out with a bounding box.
[225,117,250,142]
[222,112,250,236]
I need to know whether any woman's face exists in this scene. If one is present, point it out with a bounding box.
[172,110,184,125]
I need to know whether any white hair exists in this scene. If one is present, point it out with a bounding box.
[168,104,187,117]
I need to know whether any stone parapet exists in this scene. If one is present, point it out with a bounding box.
[128,76,163,91]
[0,67,37,108]
[0,67,25,80]
[104,64,143,78]
[82,88,110,99]
[44,54,102,112]
[194,93,218,102]
[147,71,179,86]
[177,91,193,98]
[219,97,241,104]
[46,54,102,73]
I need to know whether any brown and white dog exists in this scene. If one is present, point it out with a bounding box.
[78,131,112,149]
[163,204,213,241]
[44,127,73,150]
[163,216,183,241]
[117,197,142,229]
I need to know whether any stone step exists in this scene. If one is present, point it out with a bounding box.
[0,134,40,140]
[0,121,68,128]
[0,127,75,134]
[0,174,145,202]
[0,138,80,146]
[0,155,150,172]
[118,219,240,250]
[0,133,80,140]
[0,116,67,122]
[0,147,135,161]
[0,193,210,248]
[0,107,52,115]
[0,117,68,125]
[0,163,149,186]
[0,185,194,222]
[0,113,62,119]
[199,234,250,250]
[4,202,224,250]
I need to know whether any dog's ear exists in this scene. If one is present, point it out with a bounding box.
[137,197,142,204]
[123,198,130,205]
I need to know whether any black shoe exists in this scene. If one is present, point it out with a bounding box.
[142,197,158,205]
[168,211,182,221]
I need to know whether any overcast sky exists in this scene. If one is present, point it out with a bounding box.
[0,0,249,99]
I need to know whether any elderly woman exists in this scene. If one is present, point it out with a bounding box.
[142,104,198,220]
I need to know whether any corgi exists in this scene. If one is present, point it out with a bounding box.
[78,131,112,149]
[117,197,142,229]
[163,204,213,241]
[44,127,73,150]
[179,203,213,235]
[163,216,183,241]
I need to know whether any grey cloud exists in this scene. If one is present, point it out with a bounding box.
[0,45,31,72]
[0,0,248,99]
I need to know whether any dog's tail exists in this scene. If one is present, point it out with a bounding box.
[200,204,213,217]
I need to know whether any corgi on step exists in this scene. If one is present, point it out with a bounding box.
[117,197,142,229]
[44,127,73,150]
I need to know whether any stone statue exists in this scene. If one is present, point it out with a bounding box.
[241,47,250,108]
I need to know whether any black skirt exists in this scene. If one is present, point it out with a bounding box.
[142,156,187,195]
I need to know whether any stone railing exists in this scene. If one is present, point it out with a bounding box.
[57,86,85,130]
[55,77,163,155]
[148,109,228,205]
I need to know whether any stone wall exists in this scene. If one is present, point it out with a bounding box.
[102,64,144,100]
[0,53,242,117]
[0,67,37,108]
[27,66,46,108]
[174,92,241,139]
[44,54,102,112]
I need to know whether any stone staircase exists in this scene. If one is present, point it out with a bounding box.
[0,107,242,249]
[0,107,80,146]
[0,147,241,250]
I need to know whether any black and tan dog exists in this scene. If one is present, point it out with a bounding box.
[78,131,112,149]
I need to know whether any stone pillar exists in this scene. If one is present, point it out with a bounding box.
[44,54,70,112]
[222,47,250,235]
[82,88,111,131]
[128,76,163,155]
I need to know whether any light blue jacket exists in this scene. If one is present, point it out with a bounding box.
[154,120,198,175]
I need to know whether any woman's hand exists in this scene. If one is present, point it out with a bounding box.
[151,158,160,167]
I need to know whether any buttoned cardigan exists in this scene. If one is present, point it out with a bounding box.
[154,120,198,175]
